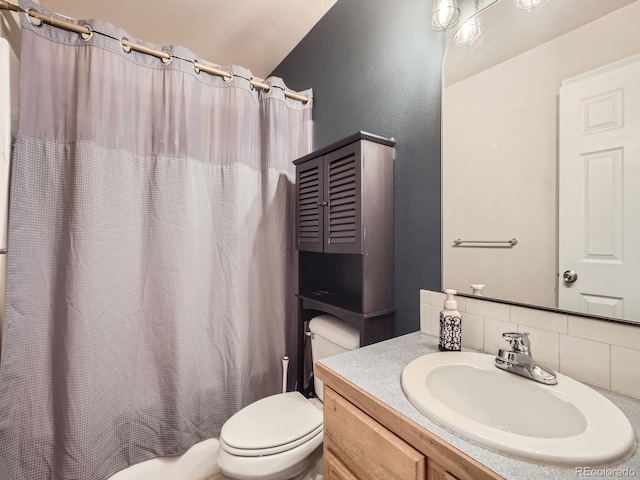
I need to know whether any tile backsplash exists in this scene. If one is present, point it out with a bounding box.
[420,289,640,400]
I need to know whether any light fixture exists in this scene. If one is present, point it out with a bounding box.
[431,0,460,31]
[454,17,481,47]
[515,0,549,12]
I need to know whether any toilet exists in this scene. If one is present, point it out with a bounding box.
[218,314,360,480]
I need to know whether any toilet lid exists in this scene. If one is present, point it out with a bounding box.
[221,391,323,452]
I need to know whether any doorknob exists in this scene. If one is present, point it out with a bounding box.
[563,270,578,284]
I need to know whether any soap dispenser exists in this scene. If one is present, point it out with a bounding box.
[439,289,462,352]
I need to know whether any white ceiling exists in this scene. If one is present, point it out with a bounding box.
[38,0,338,79]
[28,0,637,88]
[444,0,637,86]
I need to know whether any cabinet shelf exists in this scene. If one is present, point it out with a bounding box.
[298,294,395,321]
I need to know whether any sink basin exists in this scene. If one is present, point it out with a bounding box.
[401,352,636,467]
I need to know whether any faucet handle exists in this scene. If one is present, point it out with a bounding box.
[502,332,530,354]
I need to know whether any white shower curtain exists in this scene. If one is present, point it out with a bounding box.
[0,2,312,479]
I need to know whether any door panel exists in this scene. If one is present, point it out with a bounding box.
[582,148,622,261]
[325,143,362,254]
[297,156,325,252]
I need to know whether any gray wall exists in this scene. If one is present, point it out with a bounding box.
[273,0,485,335]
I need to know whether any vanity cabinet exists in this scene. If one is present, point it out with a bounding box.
[317,362,504,480]
[324,387,426,480]
[294,132,395,393]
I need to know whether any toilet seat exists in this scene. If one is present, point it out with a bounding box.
[220,391,323,457]
[221,424,323,457]
[218,431,323,480]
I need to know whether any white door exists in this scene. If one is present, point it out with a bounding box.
[559,55,640,320]
[0,39,12,338]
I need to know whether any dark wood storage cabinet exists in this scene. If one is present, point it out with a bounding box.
[294,131,395,393]
[297,140,366,254]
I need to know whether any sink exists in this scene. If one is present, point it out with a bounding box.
[401,352,636,467]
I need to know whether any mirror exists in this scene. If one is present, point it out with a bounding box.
[442,0,640,323]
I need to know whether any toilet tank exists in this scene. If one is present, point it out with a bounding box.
[308,314,360,401]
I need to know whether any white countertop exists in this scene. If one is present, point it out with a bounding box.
[319,331,640,480]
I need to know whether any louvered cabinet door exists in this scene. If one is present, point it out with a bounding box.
[296,156,325,252]
[324,142,362,254]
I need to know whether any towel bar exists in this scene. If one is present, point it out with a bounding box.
[453,238,518,247]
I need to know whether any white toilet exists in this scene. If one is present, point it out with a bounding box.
[218,314,360,480]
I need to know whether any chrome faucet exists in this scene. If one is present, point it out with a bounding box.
[495,332,558,385]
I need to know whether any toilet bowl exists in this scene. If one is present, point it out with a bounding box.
[218,314,360,480]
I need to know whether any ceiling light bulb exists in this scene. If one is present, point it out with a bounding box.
[432,0,460,31]
[515,0,550,12]
[455,17,481,47]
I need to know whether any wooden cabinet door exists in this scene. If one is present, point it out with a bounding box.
[324,142,363,254]
[296,155,325,252]
[324,387,426,480]
[325,450,359,480]
[427,459,460,480]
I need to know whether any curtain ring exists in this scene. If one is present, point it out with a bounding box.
[26,9,43,27]
[193,60,201,74]
[121,38,132,53]
[80,25,93,41]
[263,82,272,93]
[161,50,173,65]
[223,71,233,83]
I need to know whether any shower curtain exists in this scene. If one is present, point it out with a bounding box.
[0,2,312,479]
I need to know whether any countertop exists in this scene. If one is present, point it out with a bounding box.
[318,331,640,480]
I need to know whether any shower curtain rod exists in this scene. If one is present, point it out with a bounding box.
[0,0,310,103]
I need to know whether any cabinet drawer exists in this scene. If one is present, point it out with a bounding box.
[324,387,426,480]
